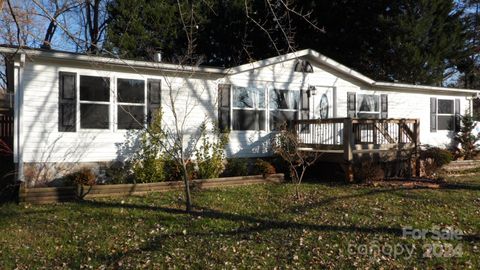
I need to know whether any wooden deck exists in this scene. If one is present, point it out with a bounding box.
[292,118,420,180]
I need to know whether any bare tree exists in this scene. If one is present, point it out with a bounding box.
[2,0,39,47]
[40,0,79,49]
[271,125,321,200]
[81,0,108,53]
[133,73,213,212]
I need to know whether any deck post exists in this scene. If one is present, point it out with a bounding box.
[414,119,421,177]
[343,118,354,182]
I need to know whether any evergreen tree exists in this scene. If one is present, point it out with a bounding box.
[455,113,480,159]
[104,0,202,62]
[375,0,465,85]
[105,0,300,66]
[105,0,468,86]
[456,0,480,89]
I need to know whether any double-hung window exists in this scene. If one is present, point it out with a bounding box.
[269,89,300,130]
[79,75,110,129]
[357,94,380,119]
[232,86,266,131]
[437,99,455,130]
[117,78,145,129]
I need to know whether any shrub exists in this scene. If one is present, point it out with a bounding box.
[252,159,276,176]
[455,113,480,160]
[420,147,453,177]
[270,155,292,180]
[133,158,165,183]
[129,114,167,183]
[421,147,453,167]
[70,168,96,186]
[163,158,197,181]
[105,161,135,184]
[354,160,384,184]
[195,123,229,179]
[223,158,249,177]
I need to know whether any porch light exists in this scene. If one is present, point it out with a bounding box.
[308,85,317,95]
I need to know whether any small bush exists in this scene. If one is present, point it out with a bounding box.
[70,168,96,186]
[223,158,249,177]
[163,159,197,181]
[106,161,135,184]
[252,159,276,176]
[455,113,480,160]
[420,147,453,177]
[354,160,384,184]
[271,155,291,180]
[133,158,165,183]
[195,123,229,179]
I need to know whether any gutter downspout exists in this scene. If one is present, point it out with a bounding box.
[14,53,25,183]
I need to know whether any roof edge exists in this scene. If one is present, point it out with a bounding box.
[0,46,227,75]
[225,49,311,74]
[226,48,376,85]
[1,45,479,94]
[373,82,480,95]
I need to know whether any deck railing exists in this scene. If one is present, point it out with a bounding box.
[292,118,420,182]
[293,118,420,152]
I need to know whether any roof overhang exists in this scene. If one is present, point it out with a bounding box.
[0,46,227,76]
[226,49,376,85]
[373,82,480,95]
[1,45,479,95]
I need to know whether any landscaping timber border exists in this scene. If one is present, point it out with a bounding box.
[19,174,284,204]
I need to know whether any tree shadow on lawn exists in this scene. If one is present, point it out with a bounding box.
[78,199,480,267]
[441,182,480,191]
[286,179,480,215]
[283,186,430,214]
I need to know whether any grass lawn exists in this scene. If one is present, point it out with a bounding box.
[1,175,480,269]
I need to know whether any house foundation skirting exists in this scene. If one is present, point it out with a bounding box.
[22,161,111,188]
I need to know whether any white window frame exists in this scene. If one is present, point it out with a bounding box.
[231,86,266,131]
[68,73,150,132]
[268,88,300,131]
[356,94,380,118]
[77,74,112,131]
[437,98,455,131]
[115,77,147,130]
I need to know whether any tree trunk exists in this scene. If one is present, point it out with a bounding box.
[181,160,192,212]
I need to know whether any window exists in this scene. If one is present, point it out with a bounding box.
[269,89,300,130]
[79,75,110,129]
[219,85,305,131]
[232,87,265,130]
[60,74,156,131]
[117,78,145,129]
[357,94,380,119]
[294,60,313,73]
[437,99,454,130]
[430,98,460,132]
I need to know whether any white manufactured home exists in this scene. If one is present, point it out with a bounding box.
[1,46,479,186]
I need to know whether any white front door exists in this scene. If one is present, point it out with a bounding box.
[310,86,335,119]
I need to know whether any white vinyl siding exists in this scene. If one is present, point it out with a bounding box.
[19,60,218,162]
[17,56,473,162]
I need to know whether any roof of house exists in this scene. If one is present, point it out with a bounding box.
[0,45,226,75]
[1,45,479,95]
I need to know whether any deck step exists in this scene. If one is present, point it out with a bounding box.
[443,160,480,172]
